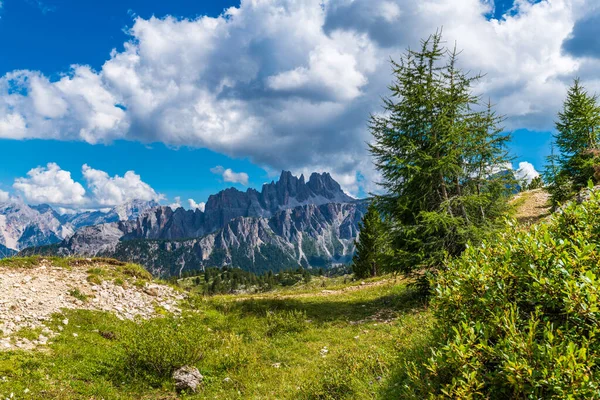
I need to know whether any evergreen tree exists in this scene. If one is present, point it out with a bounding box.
[525,176,544,191]
[352,203,386,279]
[547,79,600,206]
[369,32,513,276]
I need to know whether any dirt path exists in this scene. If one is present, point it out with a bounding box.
[511,189,551,225]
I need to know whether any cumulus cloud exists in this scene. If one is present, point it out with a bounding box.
[13,163,87,206]
[515,161,541,185]
[82,164,164,207]
[169,196,182,210]
[1,0,599,194]
[0,189,9,203]
[210,166,249,186]
[188,199,206,212]
[10,162,164,209]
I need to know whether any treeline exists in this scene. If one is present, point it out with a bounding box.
[175,265,339,295]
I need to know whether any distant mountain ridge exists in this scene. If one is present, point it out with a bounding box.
[39,201,368,277]
[0,199,158,254]
[21,171,364,276]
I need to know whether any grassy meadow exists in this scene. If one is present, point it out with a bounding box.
[0,269,432,399]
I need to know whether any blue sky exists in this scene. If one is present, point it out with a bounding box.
[0,0,267,208]
[0,0,593,210]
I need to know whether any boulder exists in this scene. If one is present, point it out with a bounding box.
[172,366,203,392]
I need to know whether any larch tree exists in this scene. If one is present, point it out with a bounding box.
[369,32,513,280]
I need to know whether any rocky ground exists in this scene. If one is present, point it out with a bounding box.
[0,258,184,351]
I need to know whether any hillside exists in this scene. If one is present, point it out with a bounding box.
[0,257,183,352]
[0,256,431,399]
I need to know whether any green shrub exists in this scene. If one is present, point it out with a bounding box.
[406,190,600,398]
[68,288,89,302]
[117,263,152,280]
[121,315,205,384]
[265,310,308,337]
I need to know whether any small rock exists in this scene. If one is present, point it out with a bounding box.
[172,366,203,392]
[62,319,69,326]
[143,287,158,297]
[72,333,78,338]
[320,347,329,357]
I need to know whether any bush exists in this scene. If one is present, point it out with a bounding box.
[117,263,152,280]
[122,315,205,384]
[405,190,600,398]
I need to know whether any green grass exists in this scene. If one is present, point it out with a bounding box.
[0,275,433,399]
[0,256,72,269]
[68,288,89,302]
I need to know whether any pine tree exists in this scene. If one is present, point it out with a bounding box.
[352,203,386,279]
[369,32,513,276]
[547,79,600,206]
[525,176,544,191]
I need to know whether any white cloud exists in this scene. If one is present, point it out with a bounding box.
[82,164,164,207]
[188,199,206,212]
[10,163,165,209]
[1,0,598,194]
[210,166,249,186]
[0,189,9,203]
[13,163,87,206]
[169,196,182,210]
[515,161,541,185]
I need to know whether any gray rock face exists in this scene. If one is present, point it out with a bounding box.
[118,171,356,241]
[0,200,69,252]
[59,223,124,256]
[173,366,203,392]
[44,201,367,276]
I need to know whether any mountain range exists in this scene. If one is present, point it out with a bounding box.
[16,171,367,277]
[0,199,158,255]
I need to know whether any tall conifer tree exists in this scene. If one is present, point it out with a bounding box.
[369,32,513,276]
[547,78,600,206]
[352,203,386,279]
